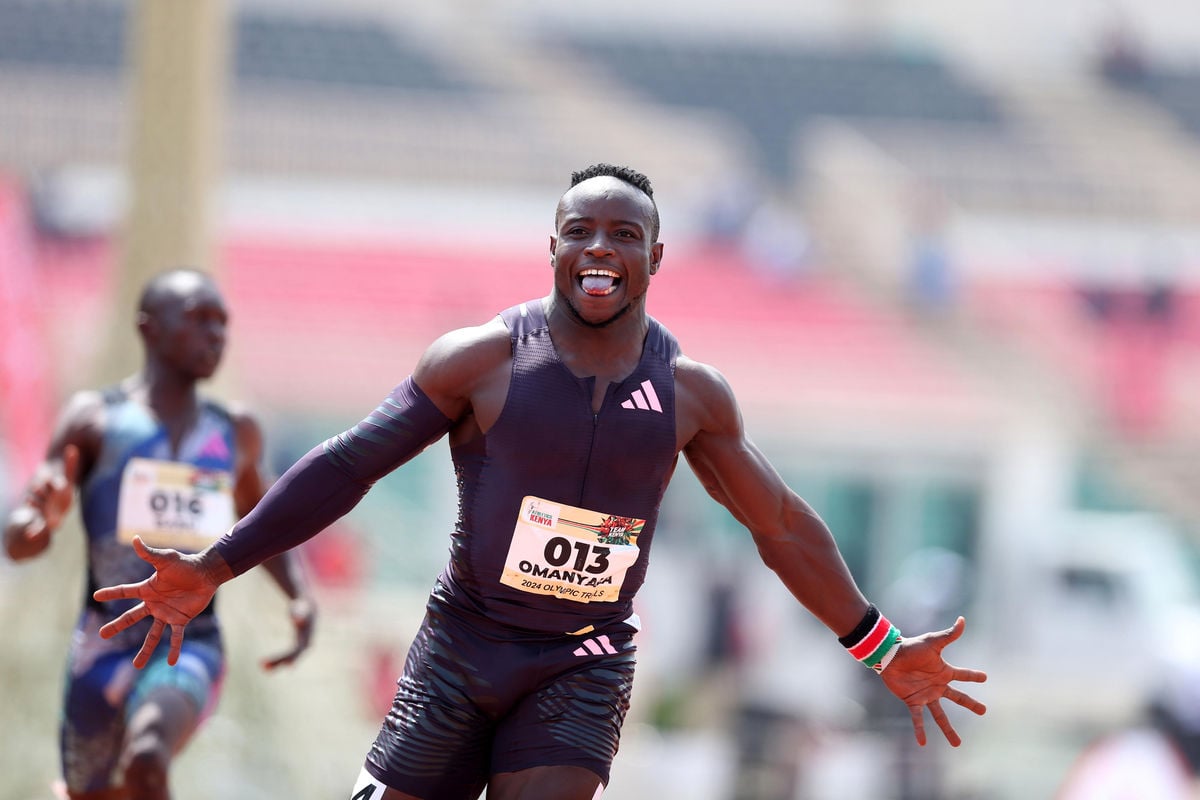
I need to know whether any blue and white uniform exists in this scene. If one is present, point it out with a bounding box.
[63,387,232,793]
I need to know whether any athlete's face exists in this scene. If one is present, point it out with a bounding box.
[550,177,663,328]
[145,276,229,380]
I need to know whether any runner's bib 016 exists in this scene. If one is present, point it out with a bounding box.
[116,458,235,551]
[500,495,643,603]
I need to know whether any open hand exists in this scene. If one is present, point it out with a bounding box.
[880,616,987,746]
[92,536,223,668]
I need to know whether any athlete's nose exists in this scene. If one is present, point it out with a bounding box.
[585,238,616,257]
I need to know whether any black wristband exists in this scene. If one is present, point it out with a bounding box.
[838,604,880,647]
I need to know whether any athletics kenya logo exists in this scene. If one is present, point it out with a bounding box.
[620,380,662,413]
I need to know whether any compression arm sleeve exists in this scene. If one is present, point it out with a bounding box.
[213,377,453,576]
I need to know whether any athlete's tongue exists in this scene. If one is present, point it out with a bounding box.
[581,275,616,295]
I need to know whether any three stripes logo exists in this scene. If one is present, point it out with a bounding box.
[573,635,618,657]
[620,380,662,413]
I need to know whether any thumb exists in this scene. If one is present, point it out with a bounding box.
[60,444,81,488]
[130,535,170,565]
[936,616,966,647]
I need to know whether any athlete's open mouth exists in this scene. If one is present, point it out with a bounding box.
[579,268,621,297]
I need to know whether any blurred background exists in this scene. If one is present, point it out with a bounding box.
[2,1,1200,798]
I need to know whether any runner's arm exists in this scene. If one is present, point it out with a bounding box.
[231,409,317,669]
[678,359,869,634]
[213,377,452,576]
[678,357,986,746]
[4,392,101,560]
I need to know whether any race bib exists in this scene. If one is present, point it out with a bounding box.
[117,458,235,551]
[500,495,642,603]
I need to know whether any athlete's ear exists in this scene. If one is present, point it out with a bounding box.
[649,242,664,275]
[549,234,558,267]
[136,311,158,344]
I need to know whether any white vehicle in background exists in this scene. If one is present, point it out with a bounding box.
[944,509,1200,800]
[995,510,1200,729]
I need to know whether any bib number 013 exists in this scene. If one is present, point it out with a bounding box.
[544,536,611,574]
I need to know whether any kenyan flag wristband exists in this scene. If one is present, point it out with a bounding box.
[838,604,902,673]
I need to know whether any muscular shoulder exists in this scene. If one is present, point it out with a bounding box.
[228,406,265,449]
[57,388,107,448]
[412,316,512,419]
[200,397,263,455]
[35,388,108,478]
[61,388,107,426]
[675,355,741,444]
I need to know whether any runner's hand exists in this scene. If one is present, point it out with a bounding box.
[879,616,987,746]
[92,536,222,668]
[262,596,316,671]
[11,444,80,549]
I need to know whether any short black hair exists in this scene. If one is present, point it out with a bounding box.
[569,163,660,240]
[570,163,654,197]
[137,267,214,316]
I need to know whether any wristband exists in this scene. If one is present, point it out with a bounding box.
[840,604,902,673]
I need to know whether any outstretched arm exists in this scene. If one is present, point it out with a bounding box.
[677,357,986,745]
[213,377,452,575]
[93,377,453,666]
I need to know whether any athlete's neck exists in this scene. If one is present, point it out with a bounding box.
[543,293,648,384]
[125,369,202,429]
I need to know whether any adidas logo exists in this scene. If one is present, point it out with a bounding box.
[620,380,662,413]
[196,433,231,460]
[573,635,618,657]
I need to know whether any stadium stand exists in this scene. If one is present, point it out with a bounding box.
[1104,64,1200,142]
[27,223,996,433]
[0,0,125,72]
[561,37,1008,181]
[0,0,478,94]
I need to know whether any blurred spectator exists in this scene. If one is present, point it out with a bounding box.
[1057,588,1200,798]
[1078,261,1178,438]
[1056,722,1196,800]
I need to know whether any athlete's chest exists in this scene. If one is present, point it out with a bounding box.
[88,401,239,551]
[555,354,646,413]
[104,402,236,471]
[490,355,676,482]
